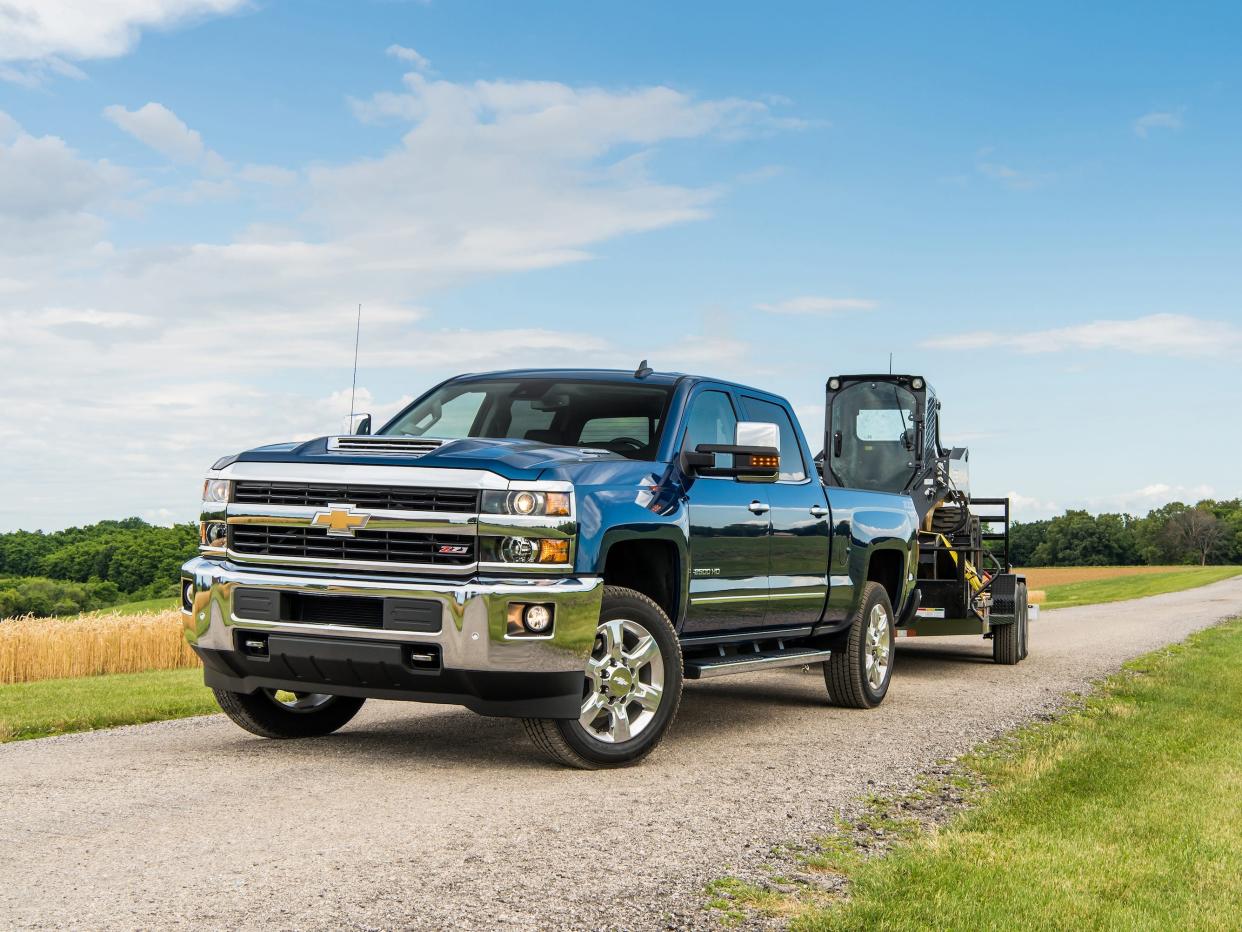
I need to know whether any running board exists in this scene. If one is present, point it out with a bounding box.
[684,647,833,679]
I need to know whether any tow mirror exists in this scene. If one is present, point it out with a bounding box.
[682,421,780,480]
[354,414,372,436]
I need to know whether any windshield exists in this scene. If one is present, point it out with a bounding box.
[380,379,673,460]
[829,382,918,492]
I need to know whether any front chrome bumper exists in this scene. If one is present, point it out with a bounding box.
[182,557,604,718]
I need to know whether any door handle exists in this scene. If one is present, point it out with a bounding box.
[748,501,770,515]
[809,505,829,518]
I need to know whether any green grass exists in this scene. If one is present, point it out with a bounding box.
[1042,565,1242,610]
[791,619,1242,931]
[0,668,216,742]
[82,596,179,617]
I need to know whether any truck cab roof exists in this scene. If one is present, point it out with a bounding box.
[445,367,784,400]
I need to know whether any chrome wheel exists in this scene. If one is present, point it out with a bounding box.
[864,603,892,690]
[264,690,336,713]
[579,618,665,744]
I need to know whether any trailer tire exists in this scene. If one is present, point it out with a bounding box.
[523,586,683,770]
[824,582,895,708]
[992,612,1022,665]
[1018,582,1030,661]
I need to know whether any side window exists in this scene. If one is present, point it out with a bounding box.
[740,397,808,482]
[682,390,738,453]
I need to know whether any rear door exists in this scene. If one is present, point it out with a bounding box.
[740,395,831,626]
[680,388,772,633]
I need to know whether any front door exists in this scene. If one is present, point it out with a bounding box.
[680,389,772,633]
[740,395,830,626]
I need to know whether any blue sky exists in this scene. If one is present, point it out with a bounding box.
[1,0,1239,531]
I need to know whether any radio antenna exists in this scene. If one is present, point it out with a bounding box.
[348,303,362,433]
[888,352,893,375]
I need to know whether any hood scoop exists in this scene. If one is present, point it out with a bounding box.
[326,436,447,457]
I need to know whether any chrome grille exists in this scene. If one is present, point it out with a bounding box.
[233,481,478,513]
[229,526,476,567]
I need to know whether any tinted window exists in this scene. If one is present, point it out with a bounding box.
[741,396,807,481]
[381,380,672,460]
[580,416,650,446]
[682,390,738,452]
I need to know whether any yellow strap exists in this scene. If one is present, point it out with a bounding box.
[934,533,984,594]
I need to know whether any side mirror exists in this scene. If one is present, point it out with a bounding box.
[682,421,780,480]
[354,414,372,436]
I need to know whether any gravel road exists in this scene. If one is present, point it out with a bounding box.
[3,577,1240,931]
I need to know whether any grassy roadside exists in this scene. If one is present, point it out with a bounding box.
[1039,565,1241,610]
[708,619,1242,929]
[0,668,215,742]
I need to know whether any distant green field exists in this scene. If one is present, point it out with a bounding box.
[83,596,179,617]
[0,668,214,742]
[1041,566,1242,610]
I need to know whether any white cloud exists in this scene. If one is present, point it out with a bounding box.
[0,1,249,82]
[386,44,431,71]
[1007,491,1060,521]
[1133,110,1183,138]
[923,314,1242,358]
[103,102,226,171]
[756,296,876,315]
[0,118,126,261]
[975,148,1052,190]
[0,70,805,529]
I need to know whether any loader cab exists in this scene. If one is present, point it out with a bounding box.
[822,374,940,495]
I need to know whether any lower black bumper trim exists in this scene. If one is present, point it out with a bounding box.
[194,640,583,719]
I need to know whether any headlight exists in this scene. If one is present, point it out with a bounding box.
[203,479,231,503]
[483,536,571,565]
[481,490,571,517]
[200,521,227,549]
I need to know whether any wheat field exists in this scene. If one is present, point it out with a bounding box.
[0,610,198,685]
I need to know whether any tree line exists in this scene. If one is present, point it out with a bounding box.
[1008,499,1242,567]
[0,519,198,617]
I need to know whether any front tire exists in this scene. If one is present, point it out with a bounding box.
[213,688,366,739]
[824,582,895,708]
[523,586,683,769]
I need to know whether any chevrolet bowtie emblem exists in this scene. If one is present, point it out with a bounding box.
[311,504,371,537]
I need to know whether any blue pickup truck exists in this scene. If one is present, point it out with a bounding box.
[183,368,924,767]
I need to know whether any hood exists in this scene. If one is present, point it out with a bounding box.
[228,435,633,481]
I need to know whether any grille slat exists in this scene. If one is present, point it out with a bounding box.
[230,526,475,567]
[233,481,478,514]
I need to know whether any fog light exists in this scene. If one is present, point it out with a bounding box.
[181,579,194,612]
[523,604,553,633]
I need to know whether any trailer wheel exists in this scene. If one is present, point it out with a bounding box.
[1018,582,1030,661]
[824,582,894,708]
[992,612,1022,665]
[523,586,683,769]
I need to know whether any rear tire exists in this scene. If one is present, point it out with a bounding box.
[992,597,1025,666]
[523,586,683,769]
[824,582,895,708]
[213,688,366,739]
[1018,582,1030,661]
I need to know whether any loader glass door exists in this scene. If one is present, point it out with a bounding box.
[829,382,919,493]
